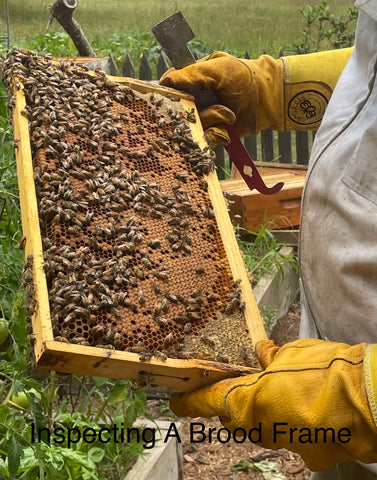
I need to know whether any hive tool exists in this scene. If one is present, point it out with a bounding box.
[152,11,284,195]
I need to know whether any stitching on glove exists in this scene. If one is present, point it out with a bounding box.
[281,57,290,83]
[264,355,364,370]
[221,357,364,421]
[364,344,377,427]
[229,59,254,97]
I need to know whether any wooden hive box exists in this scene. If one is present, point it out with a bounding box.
[221,163,307,232]
[4,49,266,392]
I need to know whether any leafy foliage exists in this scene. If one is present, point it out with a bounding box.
[238,220,297,286]
[23,32,78,57]
[286,0,358,54]
[0,117,27,366]
[0,376,148,480]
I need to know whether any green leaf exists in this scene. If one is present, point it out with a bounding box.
[60,448,96,470]
[123,403,137,428]
[43,446,65,471]
[0,404,10,423]
[7,436,24,479]
[231,460,252,471]
[253,460,288,480]
[18,446,39,470]
[107,380,130,405]
[94,377,108,388]
[88,447,105,463]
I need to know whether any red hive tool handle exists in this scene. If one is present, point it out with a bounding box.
[223,124,284,195]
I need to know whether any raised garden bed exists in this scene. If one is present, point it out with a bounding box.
[253,246,299,333]
[124,419,183,480]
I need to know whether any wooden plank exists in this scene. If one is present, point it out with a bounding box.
[253,247,299,323]
[60,56,118,75]
[124,420,183,480]
[13,89,54,363]
[106,74,194,102]
[270,229,300,247]
[254,161,308,171]
[38,340,257,391]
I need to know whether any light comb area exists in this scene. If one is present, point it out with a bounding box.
[2,48,266,391]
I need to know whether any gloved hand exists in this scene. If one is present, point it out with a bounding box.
[160,49,352,146]
[170,339,377,471]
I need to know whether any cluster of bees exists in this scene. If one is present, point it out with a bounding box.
[2,48,249,363]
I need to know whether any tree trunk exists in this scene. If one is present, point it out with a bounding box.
[49,0,96,57]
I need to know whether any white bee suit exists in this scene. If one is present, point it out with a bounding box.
[299,1,377,478]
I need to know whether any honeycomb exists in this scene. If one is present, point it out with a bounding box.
[2,48,257,367]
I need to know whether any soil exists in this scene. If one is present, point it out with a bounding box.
[146,299,311,480]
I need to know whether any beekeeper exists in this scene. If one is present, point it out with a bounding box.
[160,1,377,478]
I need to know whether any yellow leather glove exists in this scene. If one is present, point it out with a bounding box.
[170,339,377,471]
[160,49,352,145]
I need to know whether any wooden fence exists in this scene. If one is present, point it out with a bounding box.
[120,51,315,179]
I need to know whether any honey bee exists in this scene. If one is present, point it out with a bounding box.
[91,325,104,335]
[165,291,178,303]
[155,317,169,328]
[113,332,123,349]
[137,290,145,305]
[54,336,69,343]
[153,350,167,361]
[225,297,240,315]
[152,282,161,294]
[207,293,220,303]
[18,236,27,250]
[163,333,174,347]
[153,271,168,281]
[232,278,242,288]
[183,322,192,334]
[148,239,161,249]
[176,351,193,360]
[139,352,152,362]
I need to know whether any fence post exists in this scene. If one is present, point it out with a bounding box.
[296,131,309,165]
[278,131,292,163]
[139,53,153,81]
[157,53,170,78]
[122,53,135,78]
[261,128,274,161]
[244,136,257,160]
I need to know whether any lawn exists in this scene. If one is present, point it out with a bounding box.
[5,0,355,58]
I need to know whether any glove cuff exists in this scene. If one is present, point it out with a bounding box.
[282,48,353,130]
[364,344,377,427]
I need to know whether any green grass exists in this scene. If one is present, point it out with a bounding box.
[6,0,355,59]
